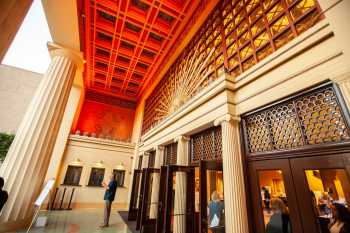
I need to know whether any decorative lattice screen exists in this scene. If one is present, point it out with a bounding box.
[243,84,350,154]
[190,126,222,163]
[142,0,323,135]
[164,142,178,165]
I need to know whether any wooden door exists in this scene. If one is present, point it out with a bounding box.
[157,165,195,233]
[248,159,303,233]
[140,168,160,233]
[128,169,142,220]
[290,154,350,233]
[136,169,147,230]
[156,166,169,233]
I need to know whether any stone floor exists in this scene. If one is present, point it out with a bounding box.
[18,209,133,233]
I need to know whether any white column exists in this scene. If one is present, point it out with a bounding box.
[149,146,164,218]
[214,115,249,233]
[44,84,83,182]
[173,136,190,233]
[0,43,83,228]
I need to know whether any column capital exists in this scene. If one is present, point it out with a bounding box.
[48,42,85,70]
[214,114,241,126]
[174,135,190,143]
[154,145,165,151]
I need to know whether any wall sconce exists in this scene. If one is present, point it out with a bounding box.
[115,162,125,170]
[72,158,81,165]
[96,160,104,167]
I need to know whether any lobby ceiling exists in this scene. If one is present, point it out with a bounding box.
[79,0,202,102]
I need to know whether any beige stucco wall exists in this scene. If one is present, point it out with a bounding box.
[55,135,135,209]
[0,64,41,133]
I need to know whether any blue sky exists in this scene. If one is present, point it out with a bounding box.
[2,0,52,74]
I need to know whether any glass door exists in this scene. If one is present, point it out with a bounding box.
[249,154,350,233]
[157,166,169,233]
[248,159,303,233]
[156,165,195,233]
[136,169,147,230]
[290,154,350,233]
[128,169,142,220]
[139,168,160,233]
[199,160,225,233]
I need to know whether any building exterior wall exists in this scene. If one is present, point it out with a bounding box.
[56,135,135,209]
[0,64,41,133]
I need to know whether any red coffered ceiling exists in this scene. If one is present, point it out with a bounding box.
[79,0,202,102]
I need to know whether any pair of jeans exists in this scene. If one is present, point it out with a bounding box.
[104,200,112,226]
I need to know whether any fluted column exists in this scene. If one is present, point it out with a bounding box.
[332,74,350,110]
[150,146,164,218]
[44,84,83,182]
[214,115,249,233]
[0,43,83,229]
[173,136,190,233]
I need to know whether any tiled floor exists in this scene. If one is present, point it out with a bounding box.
[19,209,133,233]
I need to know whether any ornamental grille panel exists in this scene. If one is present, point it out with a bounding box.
[190,126,222,164]
[164,142,178,165]
[148,151,156,168]
[142,0,323,135]
[243,83,350,154]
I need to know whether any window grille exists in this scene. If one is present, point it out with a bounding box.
[242,83,350,155]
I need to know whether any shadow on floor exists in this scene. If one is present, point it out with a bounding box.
[117,211,137,233]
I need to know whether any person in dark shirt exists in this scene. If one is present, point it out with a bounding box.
[0,177,8,212]
[100,174,118,228]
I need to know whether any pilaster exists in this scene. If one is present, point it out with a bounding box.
[173,136,190,233]
[214,114,249,233]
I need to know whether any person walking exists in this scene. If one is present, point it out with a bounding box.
[0,177,8,212]
[100,174,118,228]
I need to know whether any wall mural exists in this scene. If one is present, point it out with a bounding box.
[76,100,135,141]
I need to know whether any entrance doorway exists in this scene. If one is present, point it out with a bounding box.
[156,165,196,233]
[128,169,142,220]
[136,168,160,232]
[199,160,225,233]
[249,154,350,233]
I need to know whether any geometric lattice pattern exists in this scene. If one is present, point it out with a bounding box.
[243,84,350,154]
[296,87,350,144]
[142,8,224,134]
[142,0,322,134]
[164,142,178,165]
[190,126,222,164]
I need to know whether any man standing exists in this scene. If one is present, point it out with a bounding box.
[100,174,118,228]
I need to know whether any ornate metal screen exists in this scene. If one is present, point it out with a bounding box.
[142,0,323,135]
[164,142,178,165]
[242,83,350,155]
[190,126,222,164]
